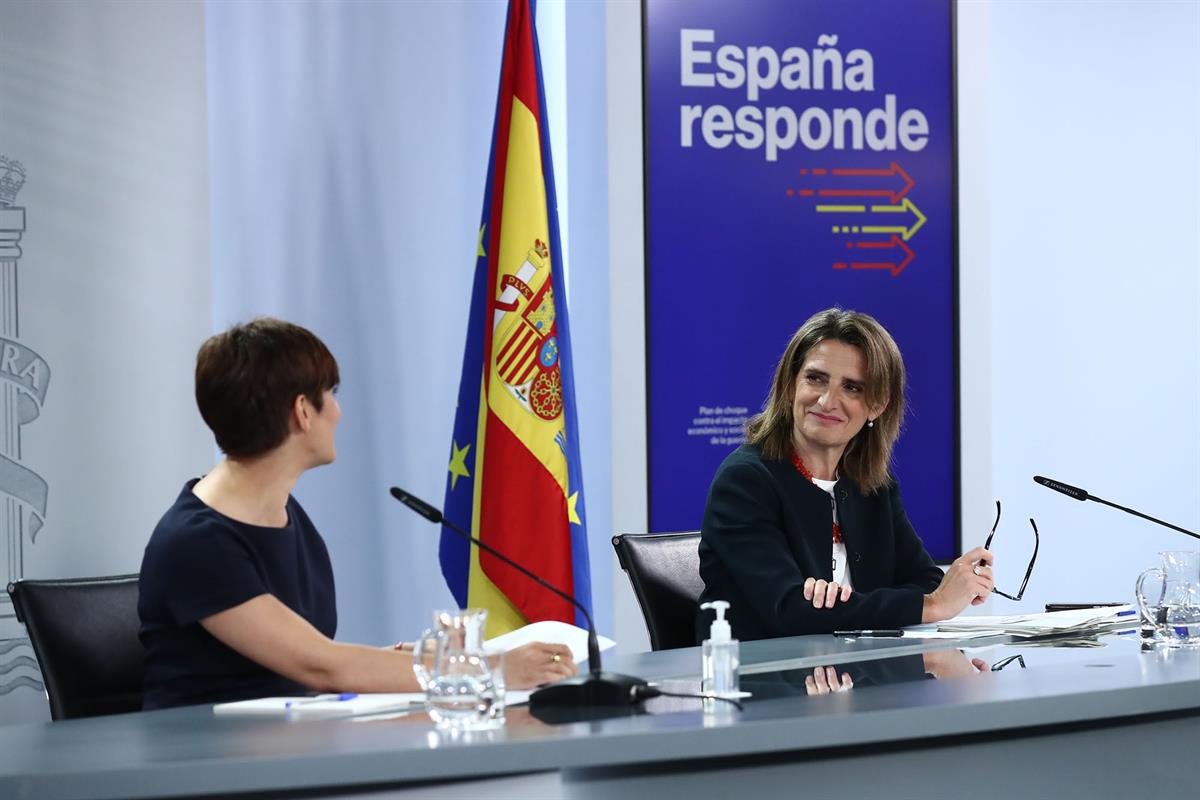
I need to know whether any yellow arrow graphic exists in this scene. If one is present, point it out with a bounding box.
[815,197,927,241]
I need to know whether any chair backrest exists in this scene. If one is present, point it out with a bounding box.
[7,574,143,720]
[612,532,703,651]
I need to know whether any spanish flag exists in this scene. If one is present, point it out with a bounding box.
[440,0,591,637]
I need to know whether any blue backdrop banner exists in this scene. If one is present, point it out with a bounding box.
[644,0,958,560]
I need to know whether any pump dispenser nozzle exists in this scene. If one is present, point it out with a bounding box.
[700,600,732,643]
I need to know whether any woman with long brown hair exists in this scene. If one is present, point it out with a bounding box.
[696,308,995,643]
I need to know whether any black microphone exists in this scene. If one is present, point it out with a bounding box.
[1032,475,1087,501]
[1034,475,1199,540]
[389,486,648,707]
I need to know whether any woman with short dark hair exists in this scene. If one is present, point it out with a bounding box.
[193,317,342,460]
[696,308,995,644]
[139,318,575,710]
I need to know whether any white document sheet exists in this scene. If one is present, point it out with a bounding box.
[900,626,1003,639]
[214,693,426,718]
[484,619,615,665]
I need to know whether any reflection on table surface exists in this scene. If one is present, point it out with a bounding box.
[1,627,1197,800]
[643,629,1178,712]
[353,628,1186,722]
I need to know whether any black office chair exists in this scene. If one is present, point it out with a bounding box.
[7,574,144,720]
[612,532,704,651]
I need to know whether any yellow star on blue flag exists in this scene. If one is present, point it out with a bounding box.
[448,440,472,491]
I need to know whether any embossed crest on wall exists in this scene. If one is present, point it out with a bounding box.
[0,155,50,701]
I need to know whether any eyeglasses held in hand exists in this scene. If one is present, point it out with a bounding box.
[990,653,1026,672]
[983,500,1039,601]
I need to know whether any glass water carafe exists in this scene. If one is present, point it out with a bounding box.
[1136,551,1200,648]
[412,608,503,729]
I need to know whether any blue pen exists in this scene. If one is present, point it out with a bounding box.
[285,693,358,709]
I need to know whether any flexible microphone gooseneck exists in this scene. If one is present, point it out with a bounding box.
[389,486,648,707]
[1033,475,1199,541]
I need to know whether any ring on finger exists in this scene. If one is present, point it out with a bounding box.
[973,565,983,576]
[551,653,562,664]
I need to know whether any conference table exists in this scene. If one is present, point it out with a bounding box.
[2,628,1198,799]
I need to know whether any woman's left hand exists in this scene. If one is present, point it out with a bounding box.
[504,641,577,689]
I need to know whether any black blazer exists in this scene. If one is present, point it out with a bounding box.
[696,444,944,643]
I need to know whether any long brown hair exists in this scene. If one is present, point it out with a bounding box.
[745,308,905,493]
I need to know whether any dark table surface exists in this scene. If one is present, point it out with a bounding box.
[3,629,1197,800]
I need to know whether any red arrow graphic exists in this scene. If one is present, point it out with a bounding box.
[791,162,914,204]
[831,235,914,277]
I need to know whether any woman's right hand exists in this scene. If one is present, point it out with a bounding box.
[923,649,988,679]
[923,546,994,622]
[803,577,852,608]
[504,641,577,690]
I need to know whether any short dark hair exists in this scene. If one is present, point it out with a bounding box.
[745,308,905,493]
[194,318,339,459]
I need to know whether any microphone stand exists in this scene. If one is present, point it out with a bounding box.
[1033,475,1200,541]
[390,487,648,707]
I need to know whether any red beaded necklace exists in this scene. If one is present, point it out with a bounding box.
[790,450,843,543]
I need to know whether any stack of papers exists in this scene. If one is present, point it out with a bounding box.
[935,605,1137,638]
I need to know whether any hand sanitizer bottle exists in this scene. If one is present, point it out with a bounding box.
[700,600,739,698]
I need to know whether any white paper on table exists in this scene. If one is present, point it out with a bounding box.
[483,620,615,665]
[900,627,1003,639]
[214,693,426,718]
